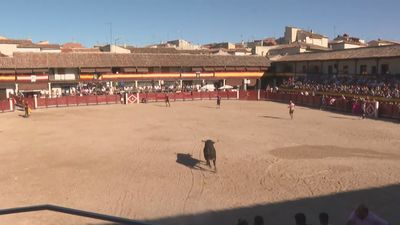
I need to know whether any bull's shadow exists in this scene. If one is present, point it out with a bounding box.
[176,153,208,171]
[176,153,202,170]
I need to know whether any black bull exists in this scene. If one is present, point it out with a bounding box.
[203,140,216,170]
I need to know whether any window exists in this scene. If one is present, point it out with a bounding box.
[283,65,293,73]
[57,68,66,74]
[112,67,121,74]
[328,65,333,74]
[334,64,338,74]
[381,64,389,74]
[360,65,367,75]
[302,65,307,73]
[312,66,320,74]
[149,67,161,73]
[371,66,377,74]
[342,65,349,74]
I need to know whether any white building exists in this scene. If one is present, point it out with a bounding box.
[284,26,329,48]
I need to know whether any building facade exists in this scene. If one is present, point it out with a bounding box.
[0,52,269,99]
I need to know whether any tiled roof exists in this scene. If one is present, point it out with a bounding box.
[127,47,179,54]
[17,43,61,49]
[62,42,85,49]
[62,48,101,53]
[269,42,330,51]
[0,39,32,45]
[0,52,270,69]
[274,44,400,62]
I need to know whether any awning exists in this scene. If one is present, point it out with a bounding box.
[137,68,149,73]
[80,68,96,73]
[18,83,48,91]
[33,68,49,73]
[192,67,203,72]
[16,69,33,74]
[203,67,214,72]
[95,68,112,73]
[121,67,137,73]
[246,67,261,71]
[0,70,15,74]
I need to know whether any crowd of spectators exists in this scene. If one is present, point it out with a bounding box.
[51,82,221,97]
[280,76,400,99]
[236,204,389,225]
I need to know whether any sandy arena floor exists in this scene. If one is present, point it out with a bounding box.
[0,100,399,225]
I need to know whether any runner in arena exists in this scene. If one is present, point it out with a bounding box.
[361,98,366,119]
[165,94,171,107]
[24,101,31,118]
[216,96,221,108]
[288,100,295,120]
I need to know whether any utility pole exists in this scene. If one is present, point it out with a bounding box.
[333,25,337,39]
[106,22,113,45]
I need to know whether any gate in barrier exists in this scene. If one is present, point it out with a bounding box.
[125,93,139,104]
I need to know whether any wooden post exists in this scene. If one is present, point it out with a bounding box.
[9,98,13,111]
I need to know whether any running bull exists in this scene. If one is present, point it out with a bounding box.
[203,139,217,171]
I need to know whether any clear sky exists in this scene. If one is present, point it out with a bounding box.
[1,0,399,47]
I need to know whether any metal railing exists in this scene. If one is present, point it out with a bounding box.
[0,204,155,225]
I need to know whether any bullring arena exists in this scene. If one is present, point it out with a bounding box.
[0,98,399,225]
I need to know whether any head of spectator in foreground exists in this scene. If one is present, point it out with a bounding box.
[355,204,369,220]
[319,212,329,225]
[295,213,306,225]
[254,215,264,225]
[237,219,249,225]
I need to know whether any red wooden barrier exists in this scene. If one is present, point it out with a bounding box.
[392,104,400,119]
[208,91,219,100]
[96,95,107,104]
[182,92,193,101]
[218,91,227,100]
[67,96,78,106]
[379,103,394,118]
[0,99,10,112]
[192,92,201,100]
[174,92,183,101]
[57,96,68,106]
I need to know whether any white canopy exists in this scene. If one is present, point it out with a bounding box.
[218,85,233,90]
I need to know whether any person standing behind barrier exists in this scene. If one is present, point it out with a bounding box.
[216,96,221,108]
[321,95,326,110]
[24,101,30,118]
[361,98,366,119]
[254,216,264,225]
[319,212,329,225]
[294,213,307,225]
[346,204,388,225]
[165,94,171,107]
[288,100,295,120]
